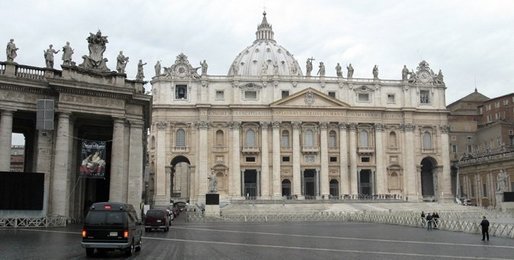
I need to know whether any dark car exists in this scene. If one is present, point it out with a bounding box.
[81,202,143,257]
[173,201,187,212]
[144,209,170,232]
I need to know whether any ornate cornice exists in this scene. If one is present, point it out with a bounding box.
[439,125,450,134]
[260,121,270,129]
[319,122,328,129]
[375,123,384,132]
[272,121,281,129]
[292,121,302,129]
[155,121,167,130]
[338,122,347,130]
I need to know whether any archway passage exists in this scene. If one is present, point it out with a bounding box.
[282,179,291,198]
[170,156,191,200]
[243,169,257,198]
[421,157,437,199]
[359,169,372,196]
[329,179,339,198]
[303,169,317,199]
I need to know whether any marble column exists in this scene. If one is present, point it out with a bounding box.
[109,118,125,202]
[403,124,418,201]
[230,122,241,197]
[375,124,385,194]
[320,122,329,198]
[198,121,209,197]
[349,123,358,195]
[260,122,270,199]
[50,112,71,217]
[439,125,452,201]
[36,130,53,216]
[272,122,282,198]
[0,110,14,171]
[127,120,144,209]
[292,121,302,199]
[154,121,168,204]
[339,123,349,195]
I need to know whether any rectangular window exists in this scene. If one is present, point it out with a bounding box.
[420,90,430,104]
[451,144,457,153]
[282,156,290,162]
[358,93,369,102]
[245,90,257,100]
[175,85,188,99]
[361,157,370,162]
[281,90,289,98]
[483,183,487,197]
[330,156,337,162]
[387,94,395,104]
[245,157,256,162]
[215,90,224,100]
[328,91,336,98]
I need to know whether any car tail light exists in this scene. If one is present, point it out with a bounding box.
[81,229,87,238]
[123,230,129,238]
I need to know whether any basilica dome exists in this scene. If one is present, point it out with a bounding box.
[228,12,303,77]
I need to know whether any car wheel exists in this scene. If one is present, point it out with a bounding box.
[135,239,142,252]
[125,241,135,256]
[85,248,94,257]
[165,227,169,232]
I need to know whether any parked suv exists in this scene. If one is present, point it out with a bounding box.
[144,209,170,232]
[81,202,143,257]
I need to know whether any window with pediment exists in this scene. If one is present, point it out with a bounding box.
[245,129,256,147]
[281,130,290,148]
[359,129,369,147]
[388,131,397,148]
[304,129,314,147]
[328,130,337,148]
[176,129,186,147]
[216,130,224,146]
[422,131,432,149]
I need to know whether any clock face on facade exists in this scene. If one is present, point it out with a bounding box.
[418,71,431,83]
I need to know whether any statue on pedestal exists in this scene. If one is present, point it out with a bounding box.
[200,60,208,75]
[496,169,508,192]
[402,65,409,80]
[154,61,161,76]
[317,62,325,76]
[306,57,314,77]
[335,63,342,77]
[347,63,354,79]
[373,65,379,79]
[44,44,60,69]
[116,51,129,73]
[6,39,18,62]
[208,170,218,193]
[136,59,147,81]
[61,42,74,66]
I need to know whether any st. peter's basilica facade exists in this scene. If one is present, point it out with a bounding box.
[148,12,452,205]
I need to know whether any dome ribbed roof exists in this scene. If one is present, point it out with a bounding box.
[228,12,302,77]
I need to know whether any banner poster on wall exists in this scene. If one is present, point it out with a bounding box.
[79,140,107,178]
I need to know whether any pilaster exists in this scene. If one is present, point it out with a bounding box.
[375,124,385,194]
[109,118,126,202]
[349,123,357,194]
[260,121,270,199]
[50,112,71,216]
[339,123,349,195]
[127,120,144,209]
[272,121,282,199]
[292,121,302,199]
[0,110,14,171]
[320,122,329,198]
[230,122,241,197]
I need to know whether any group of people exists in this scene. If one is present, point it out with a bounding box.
[420,211,440,231]
[420,211,492,242]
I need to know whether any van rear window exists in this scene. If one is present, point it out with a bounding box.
[146,210,165,218]
[85,211,126,226]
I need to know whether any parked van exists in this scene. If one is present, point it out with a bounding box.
[81,202,143,257]
[144,209,170,232]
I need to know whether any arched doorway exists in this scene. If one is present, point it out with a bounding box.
[420,157,437,200]
[329,179,339,198]
[170,156,191,201]
[282,179,291,198]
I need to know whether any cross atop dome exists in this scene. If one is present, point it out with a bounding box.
[255,11,275,43]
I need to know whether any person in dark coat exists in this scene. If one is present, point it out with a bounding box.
[480,216,490,241]
[426,213,433,231]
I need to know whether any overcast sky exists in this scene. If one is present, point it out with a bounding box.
[2,0,513,103]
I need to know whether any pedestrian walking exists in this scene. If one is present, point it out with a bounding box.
[426,213,433,231]
[420,211,426,228]
[480,216,490,241]
[433,212,439,229]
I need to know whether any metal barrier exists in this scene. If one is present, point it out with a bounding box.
[186,210,514,239]
[0,216,67,228]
